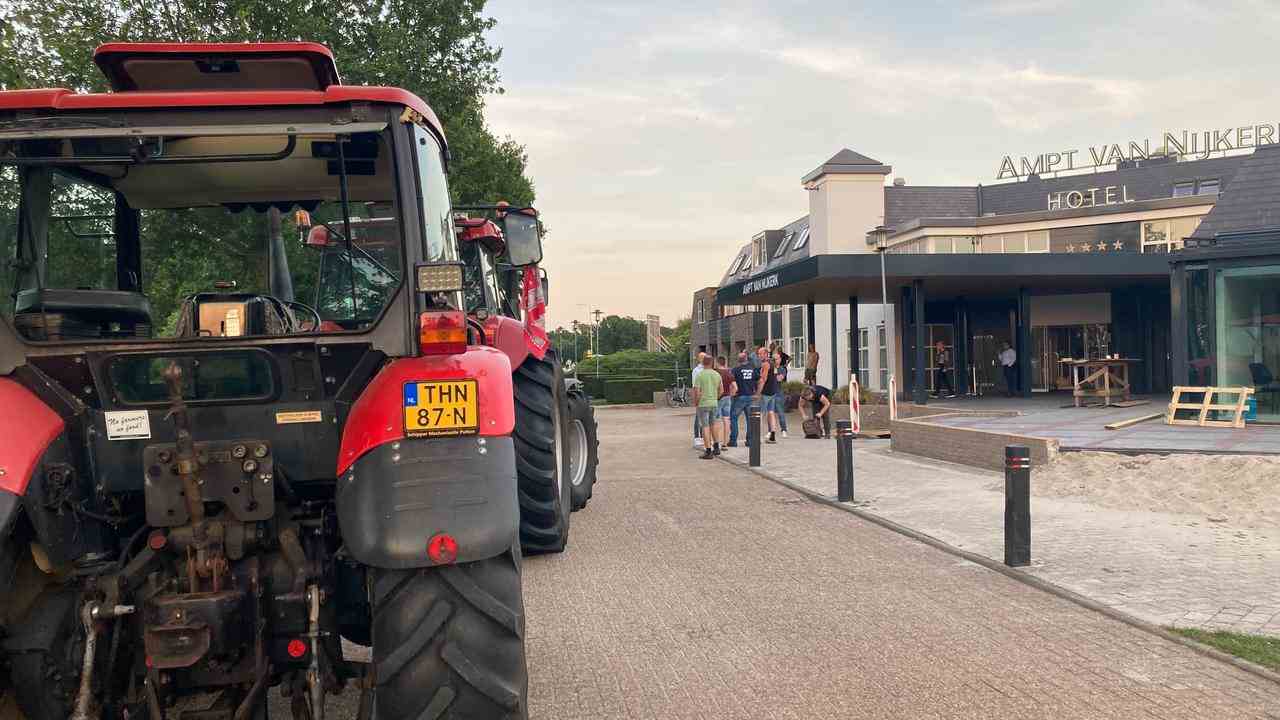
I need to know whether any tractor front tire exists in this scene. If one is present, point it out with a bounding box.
[513,352,571,553]
[371,551,527,720]
[566,389,599,512]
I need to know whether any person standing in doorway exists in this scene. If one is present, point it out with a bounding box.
[756,346,781,443]
[728,352,755,447]
[932,340,956,399]
[715,356,735,442]
[691,352,707,448]
[692,354,723,459]
[1000,342,1018,397]
[804,343,819,385]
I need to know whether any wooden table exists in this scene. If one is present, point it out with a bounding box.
[1061,358,1142,407]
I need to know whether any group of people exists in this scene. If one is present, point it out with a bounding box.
[689,343,831,460]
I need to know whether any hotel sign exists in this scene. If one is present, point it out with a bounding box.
[741,273,780,296]
[1046,185,1133,211]
[997,122,1280,180]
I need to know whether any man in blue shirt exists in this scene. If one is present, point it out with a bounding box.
[727,352,756,447]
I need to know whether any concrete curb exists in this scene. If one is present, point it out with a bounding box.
[717,454,1280,688]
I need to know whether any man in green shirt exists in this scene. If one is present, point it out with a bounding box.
[692,353,724,459]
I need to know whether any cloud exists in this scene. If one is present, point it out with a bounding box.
[974,0,1069,15]
[769,46,1142,132]
[620,166,664,178]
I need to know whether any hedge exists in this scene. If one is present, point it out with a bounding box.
[604,377,666,405]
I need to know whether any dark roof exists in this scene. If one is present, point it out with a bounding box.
[885,186,978,228]
[823,148,884,166]
[979,154,1245,217]
[716,216,812,287]
[1188,144,1280,239]
[801,148,891,183]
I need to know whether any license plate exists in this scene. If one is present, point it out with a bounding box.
[403,380,479,437]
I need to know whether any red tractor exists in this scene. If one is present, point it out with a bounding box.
[0,43,529,719]
[451,206,600,522]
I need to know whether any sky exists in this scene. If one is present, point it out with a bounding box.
[483,0,1280,330]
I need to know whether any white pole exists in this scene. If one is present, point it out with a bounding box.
[879,246,897,421]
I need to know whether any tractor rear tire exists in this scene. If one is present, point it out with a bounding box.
[371,550,527,720]
[566,389,599,512]
[513,352,571,554]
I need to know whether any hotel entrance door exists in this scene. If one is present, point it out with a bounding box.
[1033,324,1114,391]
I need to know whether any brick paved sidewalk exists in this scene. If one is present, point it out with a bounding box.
[719,421,1280,638]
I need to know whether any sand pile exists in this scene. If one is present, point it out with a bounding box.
[993,452,1280,528]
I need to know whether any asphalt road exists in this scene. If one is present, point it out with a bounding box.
[282,406,1280,719]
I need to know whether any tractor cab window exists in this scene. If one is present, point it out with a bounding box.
[414,126,453,264]
[0,124,405,341]
[457,239,502,314]
[0,167,15,321]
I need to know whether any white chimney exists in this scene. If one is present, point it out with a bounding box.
[803,149,891,255]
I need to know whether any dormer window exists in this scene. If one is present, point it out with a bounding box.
[793,227,810,250]
[774,232,793,258]
[728,252,747,275]
[753,236,767,267]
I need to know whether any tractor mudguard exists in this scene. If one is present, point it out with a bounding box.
[485,314,537,369]
[335,347,519,568]
[336,347,515,476]
[0,378,65,497]
[336,434,517,569]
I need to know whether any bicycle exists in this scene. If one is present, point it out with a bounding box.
[667,380,690,407]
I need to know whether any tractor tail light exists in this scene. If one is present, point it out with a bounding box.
[427,533,459,565]
[418,311,468,356]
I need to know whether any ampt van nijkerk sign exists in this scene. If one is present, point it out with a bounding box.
[997,123,1278,180]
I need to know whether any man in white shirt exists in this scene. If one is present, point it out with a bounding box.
[691,352,707,447]
[999,342,1017,397]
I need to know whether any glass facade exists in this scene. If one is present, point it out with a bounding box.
[887,231,1050,255]
[1216,265,1280,421]
[1186,266,1212,385]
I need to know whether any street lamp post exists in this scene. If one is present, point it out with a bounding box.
[591,308,603,375]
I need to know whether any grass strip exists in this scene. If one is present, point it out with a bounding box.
[1169,628,1280,671]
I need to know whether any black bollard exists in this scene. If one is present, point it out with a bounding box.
[836,420,854,502]
[747,402,761,467]
[1004,445,1031,567]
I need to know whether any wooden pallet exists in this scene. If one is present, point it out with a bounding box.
[1166,386,1254,428]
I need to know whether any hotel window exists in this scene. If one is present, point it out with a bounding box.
[753,237,766,267]
[1027,230,1050,252]
[878,324,888,389]
[697,300,706,324]
[770,305,783,338]
[792,227,810,250]
[1198,178,1220,195]
[858,328,870,388]
[790,337,806,370]
[787,306,803,339]
[932,237,953,253]
[774,233,793,258]
[1142,217,1204,253]
[1173,181,1196,198]
[953,236,975,253]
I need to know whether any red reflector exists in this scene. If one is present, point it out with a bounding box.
[427,534,459,565]
[148,532,167,551]
[287,639,308,658]
[419,311,468,356]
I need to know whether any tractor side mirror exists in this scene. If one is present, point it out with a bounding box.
[539,269,549,308]
[502,211,542,267]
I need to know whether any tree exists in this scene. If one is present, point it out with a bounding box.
[667,316,691,363]
[0,0,535,207]
[595,315,646,355]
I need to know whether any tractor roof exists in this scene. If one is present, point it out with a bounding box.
[0,42,445,146]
